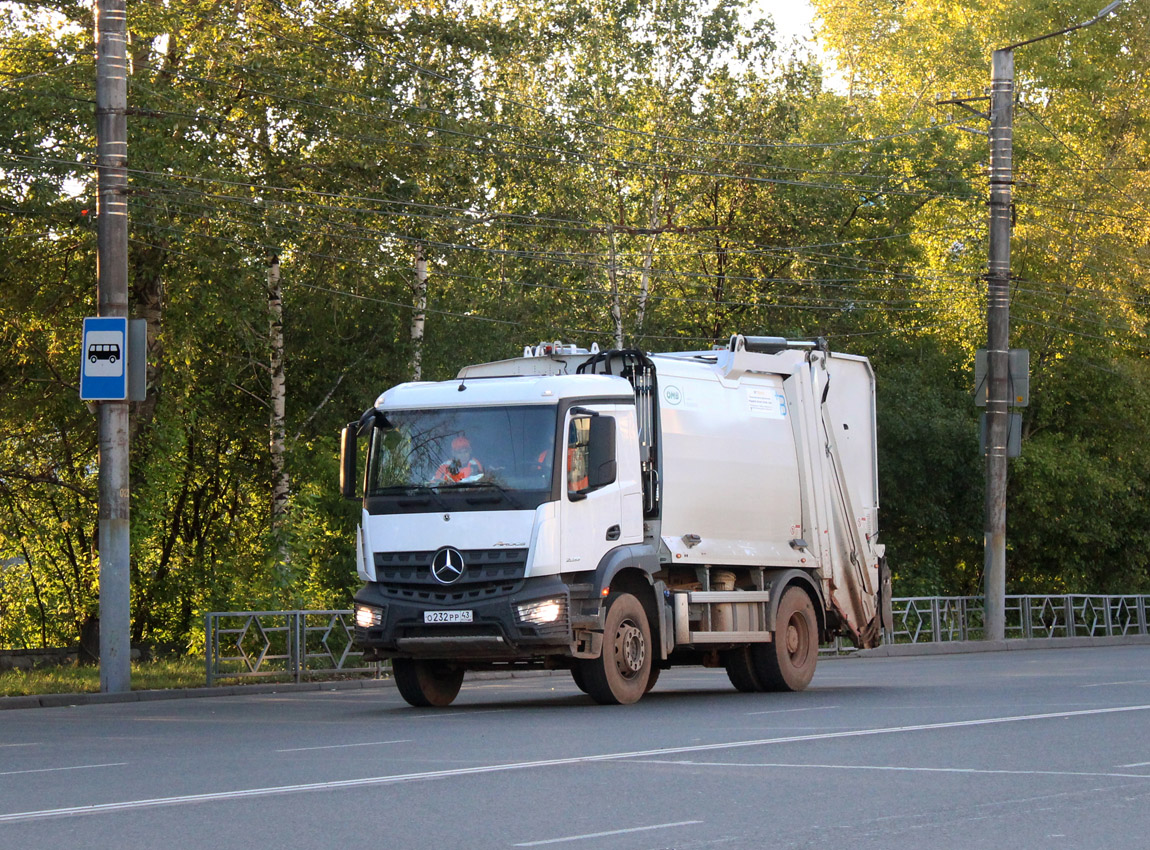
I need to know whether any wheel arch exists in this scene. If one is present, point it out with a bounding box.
[591,545,662,651]
[763,568,827,641]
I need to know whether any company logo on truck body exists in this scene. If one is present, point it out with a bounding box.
[430,547,466,584]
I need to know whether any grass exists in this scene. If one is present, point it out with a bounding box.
[0,657,209,697]
[0,658,387,698]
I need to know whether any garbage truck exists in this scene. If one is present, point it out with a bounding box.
[343,334,890,707]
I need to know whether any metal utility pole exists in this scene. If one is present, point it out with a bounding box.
[95,0,131,691]
[982,0,1123,641]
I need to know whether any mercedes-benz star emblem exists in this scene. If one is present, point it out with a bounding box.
[430,547,466,585]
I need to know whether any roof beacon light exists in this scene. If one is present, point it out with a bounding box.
[525,341,600,358]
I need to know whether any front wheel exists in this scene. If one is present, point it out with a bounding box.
[579,593,652,705]
[570,665,589,694]
[754,586,819,692]
[392,658,465,707]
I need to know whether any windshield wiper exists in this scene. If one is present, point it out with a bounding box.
[377,484,452,511]
[453,480,523,509]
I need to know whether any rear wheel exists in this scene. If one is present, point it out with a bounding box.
[723,646,763,692]
[392,658,465,707]
[580,593,651,705]
[754,586,818,692]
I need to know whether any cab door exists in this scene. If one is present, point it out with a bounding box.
[560,405,624,572]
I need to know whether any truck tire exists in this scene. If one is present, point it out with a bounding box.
[393,658,465,707]
[723,646,763,692]
[579,592,651,705]
[570,665,590,694]
[644,665,661,693]
[754,586,818,692]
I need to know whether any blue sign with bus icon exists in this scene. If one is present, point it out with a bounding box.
[80,317,128,400]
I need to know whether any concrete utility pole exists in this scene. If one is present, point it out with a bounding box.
[983,47,1013,643]
[95,0,131,691]
[982,0,1123,641]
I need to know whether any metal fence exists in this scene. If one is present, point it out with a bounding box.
[206,594,1150,684]
[205,610,382,686]
[885,594,1150,645]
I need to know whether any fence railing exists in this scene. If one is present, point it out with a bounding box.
[205,610,382,686]
[885,594,1150,645]
[207,594,1150,684]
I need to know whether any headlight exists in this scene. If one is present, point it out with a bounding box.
[517,598,565,626]
[355,604,382,628]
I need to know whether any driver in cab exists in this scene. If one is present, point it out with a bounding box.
[434,434,484,483]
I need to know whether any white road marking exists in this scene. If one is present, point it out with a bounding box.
[637,760,1150,781]
[1082,681,1150,688]
[0,743,40,749]
[745,705,842,716]
[1,703,1148,824]
[513,820,703,846]
[411,709,512,720]
[0,763,127,778]
[276,740,411,753]
[1120,761,1150,768]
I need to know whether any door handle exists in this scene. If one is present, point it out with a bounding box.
[606,525,621,541]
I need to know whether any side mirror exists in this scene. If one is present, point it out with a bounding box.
[340,424,358,500]
[587,416,617,489]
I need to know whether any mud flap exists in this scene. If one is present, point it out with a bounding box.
[878,555,893,633]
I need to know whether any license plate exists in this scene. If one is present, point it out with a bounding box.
[424,610,473,624]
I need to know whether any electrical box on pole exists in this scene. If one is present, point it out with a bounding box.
[980,412,1023,458]
[975,348,1029,407]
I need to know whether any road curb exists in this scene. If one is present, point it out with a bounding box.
[0,669,563,712]
[852,633,1150,658]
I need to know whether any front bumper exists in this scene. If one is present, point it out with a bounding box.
[354,573,576,660]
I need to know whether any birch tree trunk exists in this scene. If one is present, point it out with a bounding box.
[608,227,623,349]
[410,245,428,381]
[636,187,661,338]
[267,255,291,584]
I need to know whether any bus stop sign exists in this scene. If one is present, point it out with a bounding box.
[80,316,128,401]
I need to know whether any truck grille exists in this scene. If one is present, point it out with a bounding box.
[373,548,528,605]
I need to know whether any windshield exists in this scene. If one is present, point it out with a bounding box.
[365,405,557,513]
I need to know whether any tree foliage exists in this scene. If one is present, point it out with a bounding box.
[2,0,1148,650]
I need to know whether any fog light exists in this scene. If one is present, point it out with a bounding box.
[517,598,564,626]
[355,604,382,628]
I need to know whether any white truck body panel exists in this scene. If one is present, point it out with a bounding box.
[653,356,805,569]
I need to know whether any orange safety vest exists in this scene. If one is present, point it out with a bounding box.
[435,457,483,483]
[566,447,588,492]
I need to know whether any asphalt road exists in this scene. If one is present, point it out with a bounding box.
[2,645,1150,849]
